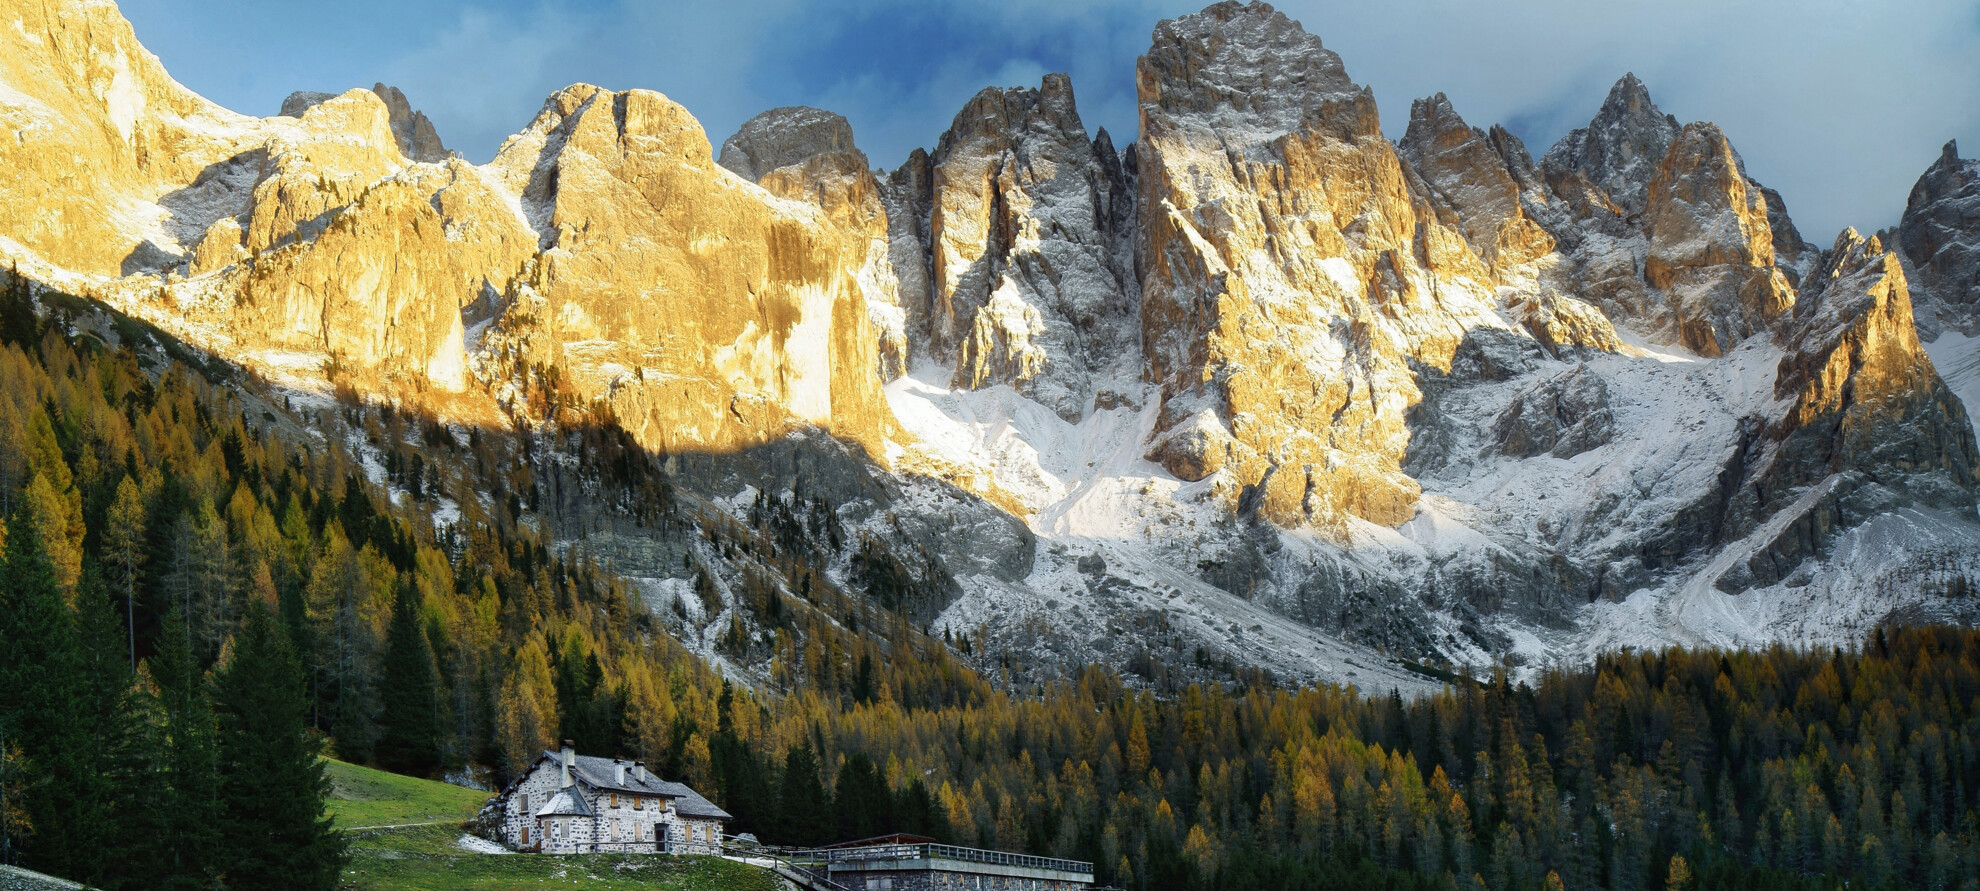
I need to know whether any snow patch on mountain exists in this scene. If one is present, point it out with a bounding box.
[1926,331,1980,443]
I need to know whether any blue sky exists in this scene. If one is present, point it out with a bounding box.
[119,0,1980,240]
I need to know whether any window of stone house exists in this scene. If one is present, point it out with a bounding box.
[610,793,619,808]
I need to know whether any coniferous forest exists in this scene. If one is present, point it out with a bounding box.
[2,280,1979,891]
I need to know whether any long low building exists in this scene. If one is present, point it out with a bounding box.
[803,837,1094,891]
[494,741,731,854]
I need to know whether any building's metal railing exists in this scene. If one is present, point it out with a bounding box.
[722,840,856,891]
[803,842,1093,876]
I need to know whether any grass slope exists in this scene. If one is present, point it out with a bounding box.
[323,761,775,891]
[326,760,491,828]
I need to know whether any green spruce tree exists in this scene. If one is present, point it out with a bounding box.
[375,582,440,775]
[775,740,830,847]
[212,602,345,890]
[150,607,219,891]
[0,265,36,350]
[0,503,108,881]
[72,567,174,890]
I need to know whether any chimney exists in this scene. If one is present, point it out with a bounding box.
[615,760,627,786]
[634,761,648,783]
[560,740,575,788]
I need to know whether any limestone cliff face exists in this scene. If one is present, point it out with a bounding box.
[718,107,914,381]
[1397,94,1619,355]
[228,159,537,393]
[1641,123,1796,356]
[1773,232,1975,483]
[0,0,894,462]
[1398,93,1555,276]
[128,84,532,394]
[483,85,892,455]
[0,0,258,276]
[1900,141,1980,335]
[920,74,1136,421]
[1135,1,1513,532]
[1718,229,1980,588]
[371,84,451,163]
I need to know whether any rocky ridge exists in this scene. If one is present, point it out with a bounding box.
[1901,141,1980,337]
[3,0,1979,686]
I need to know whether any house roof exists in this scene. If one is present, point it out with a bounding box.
[535,751,734,822]
[535,788,593,818]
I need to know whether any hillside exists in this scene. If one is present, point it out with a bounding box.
[325,760,489,829]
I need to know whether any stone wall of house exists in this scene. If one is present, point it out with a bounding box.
[670,817,725,855]
[582,786,671,853]
[499,761,569,851]
[541,813,595,854]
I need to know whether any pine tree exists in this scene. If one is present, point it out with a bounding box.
[212,602,345,890]
[102,476,146,671]
[72,568,173,890]
[375,582,440,775]
[0,505,111,882]
[834,753,893,842]
[0,265,36,350]
[775,740,830,846]
[0,737,27,870]
[150,607,219,891]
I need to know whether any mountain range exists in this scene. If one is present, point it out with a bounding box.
[4,0,1979,691]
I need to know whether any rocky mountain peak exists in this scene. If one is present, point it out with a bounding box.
[1725,225,1980,589]
[279,91,336,117]
[717,106,864,181]
[370,83,450,163]
[1541,72,1682,216]
[277,84,446,162]
[936,72,1086,158]
[1899,139,1980,334]
[914,73,1137,421]
[1137,1,1357,139]
[1398,93,1548,270]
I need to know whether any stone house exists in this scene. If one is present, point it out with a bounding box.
[496,741,731,855]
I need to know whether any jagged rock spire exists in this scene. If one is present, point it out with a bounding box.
[1900,139,1980,333]
[1540,72,1682,215]
[370,83,450,163]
